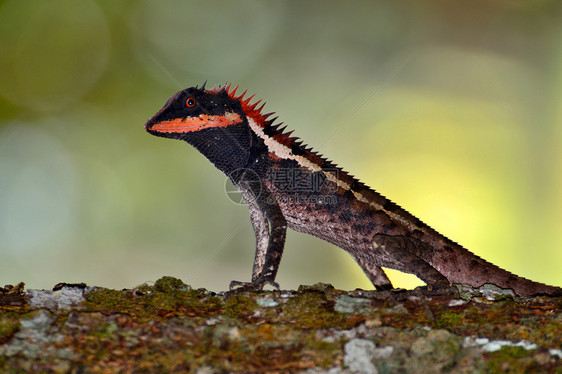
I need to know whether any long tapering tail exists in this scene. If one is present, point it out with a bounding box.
[427,243,561,297]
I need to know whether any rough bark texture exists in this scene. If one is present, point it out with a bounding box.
[1,277,560,373]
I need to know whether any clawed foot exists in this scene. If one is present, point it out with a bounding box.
[415,283,458,296]
[374,284,395,291]
[229,277,280,292]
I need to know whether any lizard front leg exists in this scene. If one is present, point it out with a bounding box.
[230,179,286,291]
[238,187,270,281]
[371,234,450,289]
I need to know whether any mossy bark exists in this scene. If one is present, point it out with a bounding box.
[1,277,560,373]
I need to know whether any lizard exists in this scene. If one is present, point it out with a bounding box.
[144,83,562,297]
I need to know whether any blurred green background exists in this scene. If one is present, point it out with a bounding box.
[1,0,561,291]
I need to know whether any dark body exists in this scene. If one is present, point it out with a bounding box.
[145,84,561,297]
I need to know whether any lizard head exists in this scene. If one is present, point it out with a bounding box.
[145,84,261,173]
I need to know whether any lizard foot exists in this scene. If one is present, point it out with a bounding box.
[229,277,280,292]
[374,284,395,291]
[415,284,458,297]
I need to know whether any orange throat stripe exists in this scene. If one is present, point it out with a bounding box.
[151,112,242,133]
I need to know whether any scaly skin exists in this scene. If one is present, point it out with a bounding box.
[145,84,561,297]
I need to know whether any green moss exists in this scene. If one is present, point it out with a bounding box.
[190,324,341,372]
[0,314,20,343]
[153,276,190,293]
[484,346,535,372]
[223,294,257,320]
[1,278,559,372]
[436,310,464,328]
[307,338,342,368]
[280,291,358,329]
[83,277,222,321]
[539,319,562,347]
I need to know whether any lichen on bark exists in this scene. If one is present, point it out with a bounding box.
[0,278,560,373]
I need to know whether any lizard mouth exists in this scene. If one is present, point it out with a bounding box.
[145,126,176,138]
[146,112,243,136]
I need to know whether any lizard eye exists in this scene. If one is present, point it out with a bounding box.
[186,97,196,107]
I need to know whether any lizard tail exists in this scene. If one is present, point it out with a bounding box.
[426,243,562,297]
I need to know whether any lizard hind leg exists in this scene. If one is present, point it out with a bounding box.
[353,258,394,291]
[370,234,450,289]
